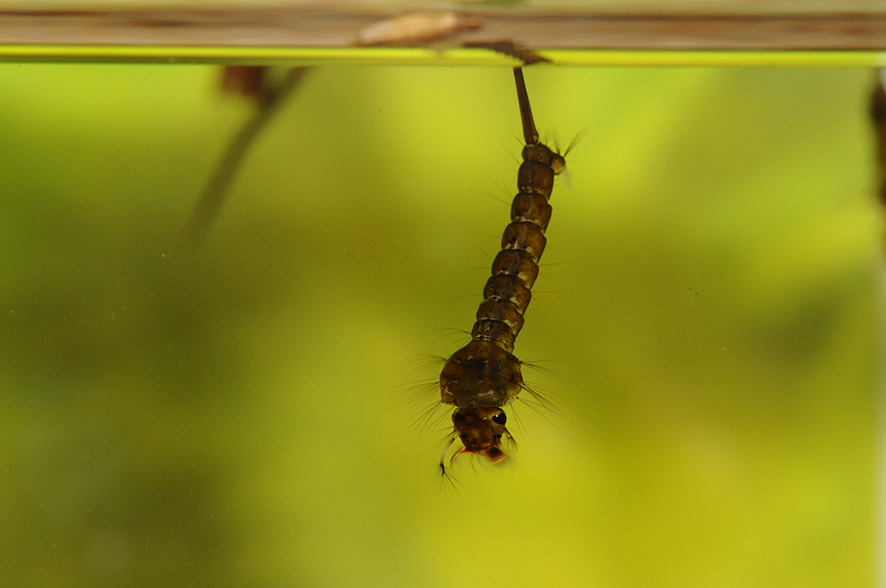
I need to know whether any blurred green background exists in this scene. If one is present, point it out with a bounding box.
[0,63,879,587]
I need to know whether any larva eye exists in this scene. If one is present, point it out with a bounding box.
[492,411,507,425]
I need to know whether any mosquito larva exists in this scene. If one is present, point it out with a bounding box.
[438,67,567,475]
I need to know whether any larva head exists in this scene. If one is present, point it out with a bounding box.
[451,407,510,463]
[439,340,524,408]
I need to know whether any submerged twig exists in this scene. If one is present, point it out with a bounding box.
[178,66,311,249]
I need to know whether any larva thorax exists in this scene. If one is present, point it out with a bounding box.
[438,72,566,468]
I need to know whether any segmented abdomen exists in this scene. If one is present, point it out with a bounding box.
[471,143,559,354]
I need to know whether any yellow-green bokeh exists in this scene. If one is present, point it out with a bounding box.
[0,63,878,587]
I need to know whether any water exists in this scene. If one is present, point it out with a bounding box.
[0,63,878,587]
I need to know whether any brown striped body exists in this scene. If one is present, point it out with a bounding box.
[438,68,566,469]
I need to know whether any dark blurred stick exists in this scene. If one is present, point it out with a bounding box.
[178,67,310,249]
[871,70,886,209]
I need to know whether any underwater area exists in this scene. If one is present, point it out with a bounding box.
[0,63,879,587]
